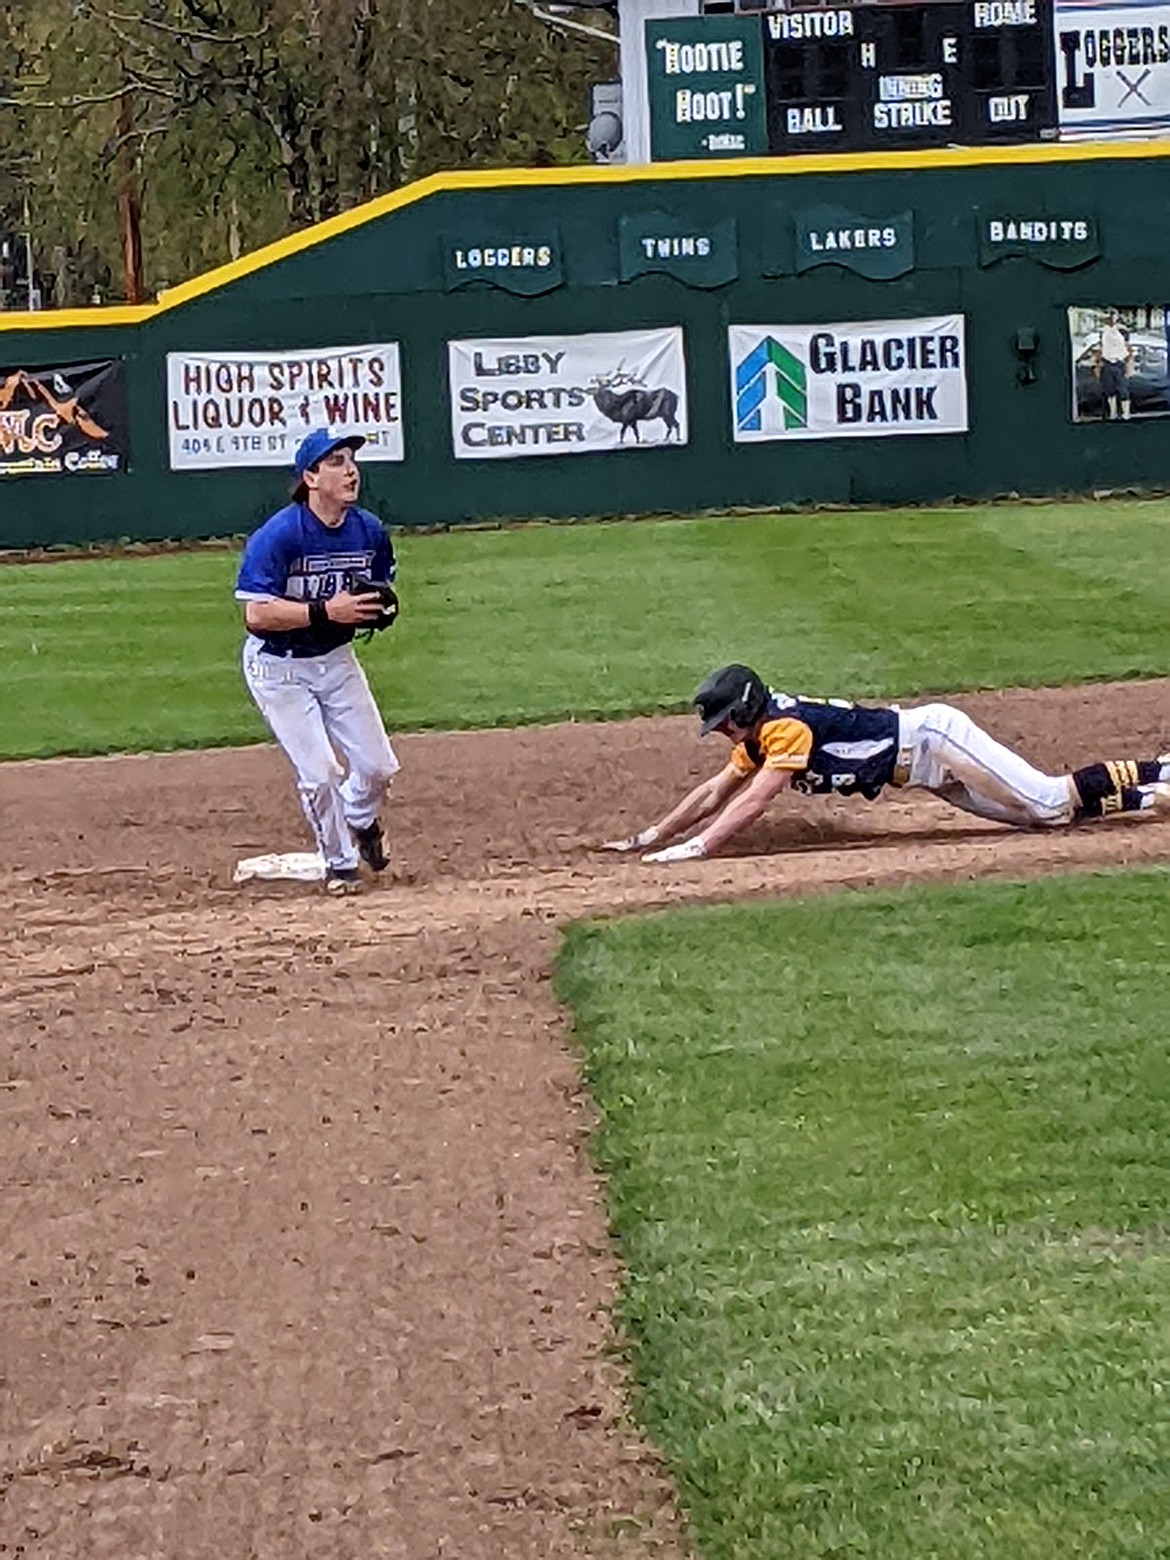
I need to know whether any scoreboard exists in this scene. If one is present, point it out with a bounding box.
[646,1,1059,159]
[765,1,1056,151]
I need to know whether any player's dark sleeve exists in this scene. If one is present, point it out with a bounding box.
[373,524,396,584]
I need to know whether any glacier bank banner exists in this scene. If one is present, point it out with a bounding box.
[448,328,687,459]
[729,317,967,442]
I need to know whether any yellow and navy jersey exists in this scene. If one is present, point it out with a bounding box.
[729,692,900,799]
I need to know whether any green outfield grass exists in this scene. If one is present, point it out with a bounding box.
[556,871,1170,1560]
[1,497,1169,759]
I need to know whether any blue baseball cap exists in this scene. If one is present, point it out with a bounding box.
[293,428,365,480]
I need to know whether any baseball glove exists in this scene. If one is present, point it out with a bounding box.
[351,577,400,632]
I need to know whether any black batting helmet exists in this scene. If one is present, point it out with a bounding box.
[693,664,768,735]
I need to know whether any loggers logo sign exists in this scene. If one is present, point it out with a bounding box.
[730,317,968,441]
[1056,0,1170,136]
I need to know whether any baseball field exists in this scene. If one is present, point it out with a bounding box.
[2,499,1169,1558]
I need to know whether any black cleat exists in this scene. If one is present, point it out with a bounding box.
[324,867,362,896]
[353,819,388,873]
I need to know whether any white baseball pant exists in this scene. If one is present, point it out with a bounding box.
[897,703,1075,828]
[243,636,400,871]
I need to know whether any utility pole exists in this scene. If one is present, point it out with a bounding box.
[115,84,144,303]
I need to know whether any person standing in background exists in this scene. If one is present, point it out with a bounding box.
[1099,310,1134,421]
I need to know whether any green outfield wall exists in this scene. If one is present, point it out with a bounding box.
[2,144,1170,549]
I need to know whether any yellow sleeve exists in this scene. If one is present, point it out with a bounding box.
[757,717,813,771]
[727,718,813,775]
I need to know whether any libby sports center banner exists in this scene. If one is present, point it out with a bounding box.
[1056,0,1170,137]
[729,317,968,441]
[0,359,128,477]
[166,344,404,470]
[447,328,688,458]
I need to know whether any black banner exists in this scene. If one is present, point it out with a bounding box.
[0,359,129,478]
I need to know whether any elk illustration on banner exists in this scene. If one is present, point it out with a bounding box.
[589,363,682,443]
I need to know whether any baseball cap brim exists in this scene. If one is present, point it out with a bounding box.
[293,430,367,480]
[319,433,365,461]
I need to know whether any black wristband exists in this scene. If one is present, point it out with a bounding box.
[308,599,330,630]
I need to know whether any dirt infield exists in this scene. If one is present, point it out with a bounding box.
[2,682,1168,1559]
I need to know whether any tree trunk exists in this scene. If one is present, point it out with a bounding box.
[115,89,144,303]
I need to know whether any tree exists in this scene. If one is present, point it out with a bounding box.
[2,0,615,304]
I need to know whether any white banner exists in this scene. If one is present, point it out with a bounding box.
[167,344,404,470]
[730,317,967,442]
[448,328,688,459]
[1056,1,1170,138]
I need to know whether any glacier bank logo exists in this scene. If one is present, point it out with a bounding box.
[733,332,808,436]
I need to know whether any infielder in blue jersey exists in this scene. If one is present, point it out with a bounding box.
[235,429,400,895]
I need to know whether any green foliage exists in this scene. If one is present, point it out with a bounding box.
[1,4,121,303]
[2,497,1170,759]
[556,871,1170,1558]
[1,0,613,302]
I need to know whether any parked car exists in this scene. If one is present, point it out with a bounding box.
[1075,329,1170,419]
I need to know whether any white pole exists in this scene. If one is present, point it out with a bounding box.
[619,0,701,165]
[22,194,34,311]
